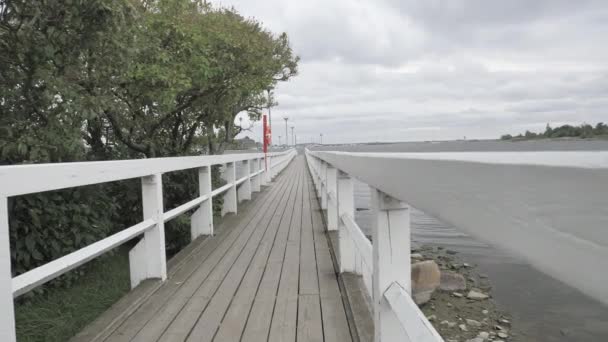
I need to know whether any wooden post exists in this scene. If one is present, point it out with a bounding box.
[238,160,252,202]
[252,158,261,192]
[337,171,357,273]
[261,157,269,186]
[326,165,338,231]
[321,161,328,210]
[0,197,16,342]
[129,174,167,289]
[191,166,213,240]
[371,188,411,342]
[221,162,237,216]
[314,158,322,196]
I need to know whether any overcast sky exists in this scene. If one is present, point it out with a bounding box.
[227,0,608,144]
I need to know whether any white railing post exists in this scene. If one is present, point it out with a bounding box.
[260,158,269,186]
[129,174,167,289]
[237,160,252,202]
[321,161,328,209]
[221,162,237,216]
[326,165,338,231]
[252,158,261,192]
[337,171,357,273]
[191,166,213,240]
[371,188,411,342]
[0,197,16,342]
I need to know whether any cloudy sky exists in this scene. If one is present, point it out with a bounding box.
[227,0,608,144]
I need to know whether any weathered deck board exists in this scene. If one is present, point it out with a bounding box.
[83,155,359,342]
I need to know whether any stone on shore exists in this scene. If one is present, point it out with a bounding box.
[439,271,467,291]
[412,260,441,305]
[467,290,489,300]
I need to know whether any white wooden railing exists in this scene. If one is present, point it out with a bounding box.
[306,149,608,342]
[0,149,296,341]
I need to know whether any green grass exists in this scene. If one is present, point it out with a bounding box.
[15,248,130,342]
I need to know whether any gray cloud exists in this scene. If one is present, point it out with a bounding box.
[225,0,608,144]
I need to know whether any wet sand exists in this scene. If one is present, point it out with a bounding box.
[317,139,608,342]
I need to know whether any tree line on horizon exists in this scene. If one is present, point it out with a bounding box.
[501,122,608,140]
[0,0,298,289]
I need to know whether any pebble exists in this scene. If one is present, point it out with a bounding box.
[478,331,490,339]
[494,324,505,331]
[465,338,484,342]
[467,290,489,300]
[411,253,424,260]
[482,309,489,315]
[466,319,482,327]
[497,332,509,338]
[459,324,468,331]
[427,315,437,322]
[452,292,464,298]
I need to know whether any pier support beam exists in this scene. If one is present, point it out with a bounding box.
[371,188,411,342]
[321,161,328,210]
[326,165,338,231]
[0,197,16,342]
[191,166,213,240]
[238,160,252,202]
[252,158,261,192]
[130,174,167,289]
[337,172,357,273]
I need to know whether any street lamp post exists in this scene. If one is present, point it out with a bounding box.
[283,117,289,147]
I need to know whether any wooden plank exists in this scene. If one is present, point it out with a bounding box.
[238,159,305,341]
[297,295,324,342]
[105,163,296,341]
[297,171,324,342]
[266,162,305,342]
[309,177,353,342]
[141,164,299,342]
[185,162,303,341]
[214,161,304,342]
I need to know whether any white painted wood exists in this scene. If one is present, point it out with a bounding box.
[321,161,328,210]
[191,166,213,240]
[237,160,252,202]
[0,197,16,342]
[221,162,237,216]
[384,282,444,342]
[0,150,294,197]
[337,172,356,273]
[326,166,338,231]
[14,219,155,297]
[341,215,372,277]
[308,149,608,307]
[129,174,168,289]
[371,188,411,342]
[252,158,261,192]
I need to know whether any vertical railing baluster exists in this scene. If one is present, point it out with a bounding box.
[0,196,16,342]
[238,160,252,202]
[321,161,328,210]
[371,187,411,342]
[337,171,357,273]
[191,166,213,240]
[129,174,167,289]
[252,158,261,192]
[221,162,237,216]
[326,165,338,230]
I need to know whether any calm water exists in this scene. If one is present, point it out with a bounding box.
[316,139,608,342]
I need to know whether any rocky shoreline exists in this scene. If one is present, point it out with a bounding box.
[412,245,517,342]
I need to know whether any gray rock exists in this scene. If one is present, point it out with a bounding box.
[459,324,468,331]
[452,292,464,298]
[466,319,482,327]
[467,290,489,300]
[497,332,509,338]
[426,315,437,322]
[465,338,484,342]
[412,260,441,305]
[411,253,424,260]
[478,331,490,339]
[440,271,467,291]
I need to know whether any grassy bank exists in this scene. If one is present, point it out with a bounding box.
[15,248,130,342]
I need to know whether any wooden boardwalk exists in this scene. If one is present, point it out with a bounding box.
[79,156,355,342]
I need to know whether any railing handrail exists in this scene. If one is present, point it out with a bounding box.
[0,149,297,341]
[305,148,608,342]
[0,150,292,197]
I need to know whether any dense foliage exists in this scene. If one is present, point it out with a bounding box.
[0,0,298,287]
[501,122,608,140]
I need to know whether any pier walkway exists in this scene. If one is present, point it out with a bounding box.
[73,156,355,342]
